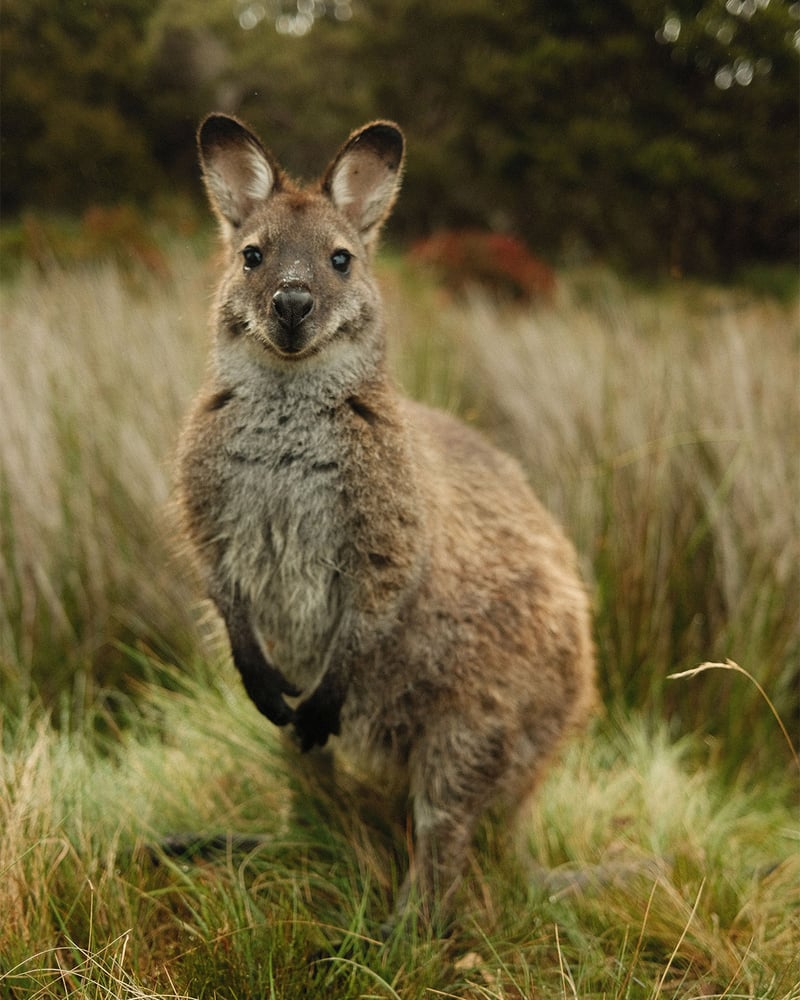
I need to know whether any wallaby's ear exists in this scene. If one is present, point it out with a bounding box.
[322,122,404,250]
[197,114,281,232]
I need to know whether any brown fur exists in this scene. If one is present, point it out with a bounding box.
[175,114,596,928]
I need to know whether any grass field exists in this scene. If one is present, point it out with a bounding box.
[1,245,798,998]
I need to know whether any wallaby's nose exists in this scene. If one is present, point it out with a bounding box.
[272,286,314,334]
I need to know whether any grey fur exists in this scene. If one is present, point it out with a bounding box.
[176,114,596,927]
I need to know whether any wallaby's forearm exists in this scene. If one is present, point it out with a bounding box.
[214,584,299,728]
[293,668,347,751]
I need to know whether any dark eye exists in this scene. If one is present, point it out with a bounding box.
[331,249,352,274]
[242,245,263,270]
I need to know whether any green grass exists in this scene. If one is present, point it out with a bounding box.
[1,677,797,997]
[1,248,798,997]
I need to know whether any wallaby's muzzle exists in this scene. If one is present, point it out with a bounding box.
[271,284,315,354]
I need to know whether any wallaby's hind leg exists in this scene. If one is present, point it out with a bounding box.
[390,800,481,933]
[387,723,511,930]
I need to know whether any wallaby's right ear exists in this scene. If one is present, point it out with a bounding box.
[197,114,281,232]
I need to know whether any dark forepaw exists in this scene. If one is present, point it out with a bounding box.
[293,693,341,752]
[262,693,297,728]
[242,664,300,728]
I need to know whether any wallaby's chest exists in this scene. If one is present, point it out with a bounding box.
[201,389,352,687]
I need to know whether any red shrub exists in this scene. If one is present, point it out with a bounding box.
[16,205,170,278]
[81,205,169,277]
[410,229,556,304]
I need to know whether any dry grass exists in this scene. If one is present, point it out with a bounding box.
[432,273,800,774]
[0,252,209,716]
[1,249,798,997]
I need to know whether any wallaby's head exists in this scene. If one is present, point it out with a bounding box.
[198,114,404,363]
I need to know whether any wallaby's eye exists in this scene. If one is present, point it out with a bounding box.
[242,245,263,270]
[331,249,352,274]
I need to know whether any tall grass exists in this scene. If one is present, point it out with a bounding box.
[429,273,799,777]
[0,251,209,722]
[1,248,798,997]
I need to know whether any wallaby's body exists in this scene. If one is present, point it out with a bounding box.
[177,114,596,925]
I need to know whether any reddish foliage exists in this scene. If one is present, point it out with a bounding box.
[17,205,171,278]
[410,229,556,304]
[81,205,169,277]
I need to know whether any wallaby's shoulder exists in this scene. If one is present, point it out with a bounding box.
[402,398,523,482]
[399,398,558,525]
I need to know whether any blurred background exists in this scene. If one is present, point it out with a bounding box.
[1,0,798,279]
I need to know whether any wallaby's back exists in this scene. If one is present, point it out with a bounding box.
[176,113,595,928]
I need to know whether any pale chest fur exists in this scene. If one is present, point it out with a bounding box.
[191,381,353,694]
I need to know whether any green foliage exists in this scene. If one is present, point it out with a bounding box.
[0,205,201,279]
[0,0,163,210]
[1,0,797,276]
[300,0,798,275]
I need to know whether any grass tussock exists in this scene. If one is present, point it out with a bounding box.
[1,679,797,998]
[1,248,798,997]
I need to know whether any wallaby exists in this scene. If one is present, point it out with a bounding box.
[176,113,596,929]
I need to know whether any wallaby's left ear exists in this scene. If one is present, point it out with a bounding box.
[322,122,404,251]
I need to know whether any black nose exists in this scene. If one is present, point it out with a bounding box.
[272,286,314,331]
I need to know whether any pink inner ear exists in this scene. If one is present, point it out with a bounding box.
[203,140,276,228]
[239,146,275,202]
[329,148,400,237]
